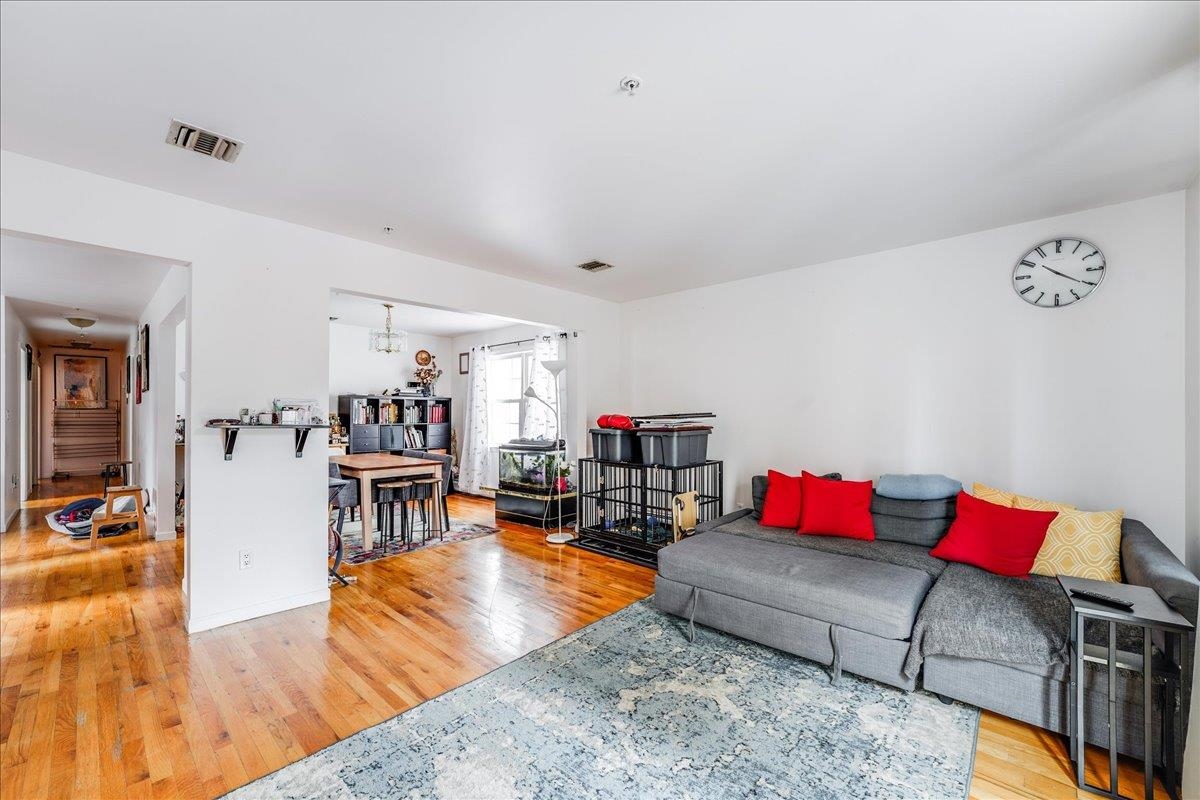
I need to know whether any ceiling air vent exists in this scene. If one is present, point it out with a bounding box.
[165,119,242,163]
[576,260,614,273]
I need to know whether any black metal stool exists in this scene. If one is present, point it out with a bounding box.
[410,476,445,544]
[377,480,414,548]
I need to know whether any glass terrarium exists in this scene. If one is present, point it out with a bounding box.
[498,445,573,497]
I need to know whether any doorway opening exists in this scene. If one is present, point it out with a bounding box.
[0,232,189,556]
[326,290,580,571]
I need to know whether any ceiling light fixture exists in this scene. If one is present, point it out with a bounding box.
[368,303,407,354]
[64,308,99,330]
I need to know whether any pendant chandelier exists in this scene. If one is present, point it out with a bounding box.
[368,303,407,353]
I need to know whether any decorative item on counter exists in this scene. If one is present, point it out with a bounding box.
[413,357,442,396]
[240,408,252,424]
[257,411,273,425]
[274,398,320,425]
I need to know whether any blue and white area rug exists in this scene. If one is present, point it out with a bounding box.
[228,601,979,799]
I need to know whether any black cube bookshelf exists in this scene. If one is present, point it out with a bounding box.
[337,394,451,454]
[572,458,723,567]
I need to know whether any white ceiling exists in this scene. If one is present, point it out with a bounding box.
[1,2,1196,302]
[329,292,533,337]
[0,234,175,344]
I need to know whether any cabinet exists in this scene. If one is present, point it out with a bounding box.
[337,395,451,455]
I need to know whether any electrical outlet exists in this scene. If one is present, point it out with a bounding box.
[238,549,252,570]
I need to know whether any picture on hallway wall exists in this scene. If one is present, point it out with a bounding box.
[54,354,107,408]
[138,323,150,392]
[125,355,131,396]
[135,355,143,405]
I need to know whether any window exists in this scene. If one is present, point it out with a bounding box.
[486,350,532,446]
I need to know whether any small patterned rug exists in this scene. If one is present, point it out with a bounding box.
[226,600,979,799]
[336,513,500,566]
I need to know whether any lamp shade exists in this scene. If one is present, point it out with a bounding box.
[540,359,567,377]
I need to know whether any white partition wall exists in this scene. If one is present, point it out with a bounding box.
[0,151,624,633]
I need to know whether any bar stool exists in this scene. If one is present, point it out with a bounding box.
[410,476,445,544]
[376,480,414,548]
[90,485,148,545]
[100,460,133,492]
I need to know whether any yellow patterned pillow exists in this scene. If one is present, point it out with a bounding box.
[972,483,1015,506]
[1013,493,1077,513]
[1031,508,1124,582]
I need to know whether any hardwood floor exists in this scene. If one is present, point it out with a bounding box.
[0,477,1170,799]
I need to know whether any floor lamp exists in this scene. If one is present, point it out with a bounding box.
[523,358,572,544]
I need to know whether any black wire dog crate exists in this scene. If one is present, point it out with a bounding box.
[573,458,723,567]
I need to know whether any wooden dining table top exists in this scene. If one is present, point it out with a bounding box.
[329,453,437,471]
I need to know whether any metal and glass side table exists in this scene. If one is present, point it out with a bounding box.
[1059,575,1192,800]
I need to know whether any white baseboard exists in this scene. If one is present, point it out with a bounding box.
[185,586,330,634]
[1,507,17,533]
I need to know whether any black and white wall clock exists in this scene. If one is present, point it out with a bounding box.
[1012,238,1105,308]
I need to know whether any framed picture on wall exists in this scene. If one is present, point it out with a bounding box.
[138,323,150,391]
[124,355,132,396]
[54,354,107,408]
[135,355,143,405]
[24,345,33,381]
[459,352,469,374]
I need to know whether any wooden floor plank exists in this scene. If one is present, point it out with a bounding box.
[0,477,1172,798]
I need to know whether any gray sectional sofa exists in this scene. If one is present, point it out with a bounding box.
[654,476,1198,766]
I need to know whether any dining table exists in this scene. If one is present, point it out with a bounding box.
[329,453,444,552]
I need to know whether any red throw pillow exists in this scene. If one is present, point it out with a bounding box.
[760,470,804,528]
[798,471,875,540]
[930,491,1057,577]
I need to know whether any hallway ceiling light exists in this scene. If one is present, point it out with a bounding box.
[368,303,407,353]
[64,308,99,330]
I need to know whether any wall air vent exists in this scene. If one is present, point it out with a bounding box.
[576,260,614,273]
[165,119,242,163]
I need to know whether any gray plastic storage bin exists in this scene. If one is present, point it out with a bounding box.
[590,428,641,463]
[635,426,712,466]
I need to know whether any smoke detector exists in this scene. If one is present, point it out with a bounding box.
[576,260,614,273]
[618,75,642,97]
[165,119,242,162]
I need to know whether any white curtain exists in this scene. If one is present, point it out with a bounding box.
[459,346,490,495]
[522,334,562,441]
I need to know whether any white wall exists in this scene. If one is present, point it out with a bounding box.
[0,150,623,633]
[328,323,452,411]
[129,266,189,541]
[175,320,186,417]
[0,297,33,530]
[622,192,1189,558]
[1182,173,1199,800]
[1184,174,1199,577]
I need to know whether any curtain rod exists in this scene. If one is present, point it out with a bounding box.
[474,331,569,351]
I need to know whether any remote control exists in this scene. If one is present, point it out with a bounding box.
[1069,588,1134,610]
